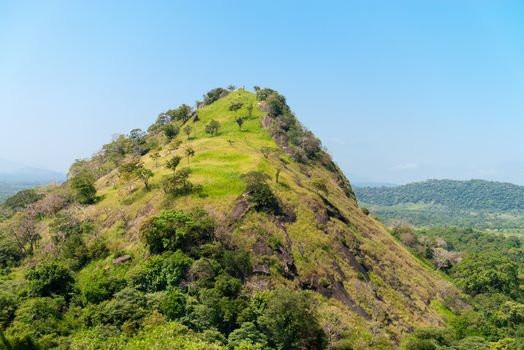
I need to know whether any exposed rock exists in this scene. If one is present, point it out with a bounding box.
[112,255,132,265]
[253,263,270,275]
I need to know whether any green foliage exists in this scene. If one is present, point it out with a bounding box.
[160,104,193,124]
[257,289,327,350]
[204,88,229,105]
[6,296,65,344]
[87,287,147,327]
[27,262,75,298]
[0,236,22,268]
[81,271,125,304]
[229,102,243,114]
[0,291,17,329]
[235,116,245,130]
[139,209,215,255]
[130,251,192,292]
[185,147,195,163]
[119,160,154,190]
[164,124,180,140]
[166,155,182,171]
[218,250,251,281]
[3,189,43,212]
[228,322,268,349]
[450,251,520,297]
[161,289,186,320]
[162,168,198,197]
[357,179,524,211]
[205,119,221,136]
[70,172,97,204]
[241,172,279,214]
[183,125,192,139]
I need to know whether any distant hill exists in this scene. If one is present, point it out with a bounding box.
[0,159,65,202]
[355,179,524,231]
[356,179,524,211]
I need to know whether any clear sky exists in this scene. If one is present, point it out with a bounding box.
[1,1,524,184]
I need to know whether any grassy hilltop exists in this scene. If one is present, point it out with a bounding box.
[0,88,459,349]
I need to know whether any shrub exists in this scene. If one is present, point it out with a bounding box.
[227,322,268,349]
[205,120,221,136]
[219,250,251,281]
[0,237,22,268]
[7,297,64,342]
[27,262,74,298]
[139,209,215,255]
[257,289,327,350]
[82,272,125,304]
[0,291,17,329]
[70,172,97,204]
[162,169,197,197]
[4,189,43,212]
[450,251,520,297]
[88,288,147,327]
[161,289,186,320]
[164,124,180,140]
[241,172,280,214]
[203,88,229,105]
[130,251,192,292]
[166,156,182,171]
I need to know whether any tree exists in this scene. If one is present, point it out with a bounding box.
[150,152,161,167]
[276,166,282,184]
[450,251,520,297]
[257,289,327,350]
[241,171,280,214]
[70,171,97,204]
[229,102,243,114]
[205,120,220,136]
[3,213,40,257]
[130,251,192,292]
[166,155,182,171]
[247,103,254,117]
[185,147,195,164]
[203,88,229,105]
[227,85,236,91]
[235,116,245,130]
[136,167,154,191]
[183,125,192,140]
[118,160,154,190]
[27,262,74,297]
[139,209,215,254]
[164,124,180,141]
[4,189,43,212]
[162,168,195,197]
[166,104,193,123]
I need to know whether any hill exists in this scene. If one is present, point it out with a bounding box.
[0,88,459,349]
[356,179,524,211]
[0,160,65,203]
[355,179,524,232]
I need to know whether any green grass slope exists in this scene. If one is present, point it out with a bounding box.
[0,88,461,349]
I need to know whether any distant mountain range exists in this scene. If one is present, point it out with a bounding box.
[355,179,524,231]
[0,158,65,183]
[0,159,65,202]
[355,179,524,211]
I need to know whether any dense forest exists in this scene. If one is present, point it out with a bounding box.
[356,179,524,211]
[355,180,524,231]
[396,225,524,349]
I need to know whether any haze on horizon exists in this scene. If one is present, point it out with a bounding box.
[1,1,524,185]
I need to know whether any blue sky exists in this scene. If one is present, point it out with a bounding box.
[1,1,524,184]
